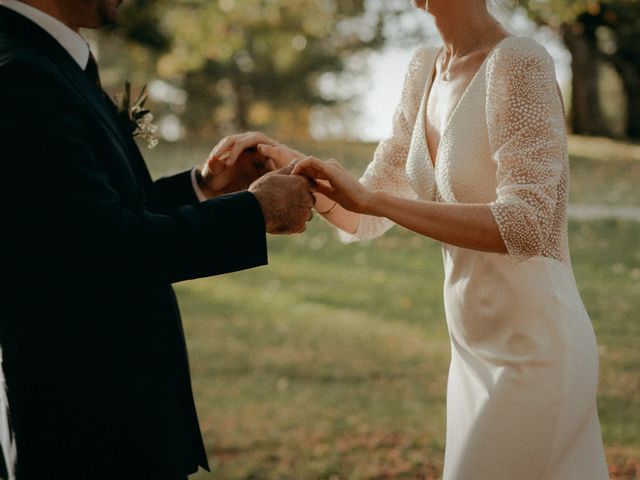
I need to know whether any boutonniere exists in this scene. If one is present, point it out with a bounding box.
[116,81,159,149]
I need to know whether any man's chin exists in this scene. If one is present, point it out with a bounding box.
[99,0,122,26]
[104,12,119,25]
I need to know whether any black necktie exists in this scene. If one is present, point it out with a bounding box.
[85,51,103,91]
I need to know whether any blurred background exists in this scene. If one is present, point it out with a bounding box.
[94,0,640,143]
[93,1,639,478]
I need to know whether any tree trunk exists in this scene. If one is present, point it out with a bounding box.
[620,64,640,139]
[562,22,609,136]
[603,52,640,139]
[230,66,251,131]
[625,70,640,140]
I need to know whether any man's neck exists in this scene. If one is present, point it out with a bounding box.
[17,0,79,31]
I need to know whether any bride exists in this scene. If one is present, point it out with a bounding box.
[206,0,609,478]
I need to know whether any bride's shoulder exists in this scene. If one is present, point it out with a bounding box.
[411,44,441,61]
[408,45,441,69]
[403,45,440,83]
[487,36,555,74]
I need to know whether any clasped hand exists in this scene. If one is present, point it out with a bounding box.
[203,132,374,221]
[195,133,314,234]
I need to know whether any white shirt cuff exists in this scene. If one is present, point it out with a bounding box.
[191,168,209,203]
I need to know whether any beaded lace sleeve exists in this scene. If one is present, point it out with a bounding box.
[338,47,434,243]
[486,38,569,263]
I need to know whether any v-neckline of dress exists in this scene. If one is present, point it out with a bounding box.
[422,36,513,170]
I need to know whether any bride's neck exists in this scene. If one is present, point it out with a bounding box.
[432,3,496,56]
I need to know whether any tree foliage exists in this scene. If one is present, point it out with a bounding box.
[104,0,388,138]
[522,0,640,138]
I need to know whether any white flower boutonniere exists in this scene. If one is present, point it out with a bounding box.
[116,81,159,149]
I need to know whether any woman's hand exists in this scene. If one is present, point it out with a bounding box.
[255,143,305,169]
[292,157,374,214]
[208,131,304,169]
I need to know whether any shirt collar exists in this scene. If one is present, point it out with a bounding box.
[0,0,90,69]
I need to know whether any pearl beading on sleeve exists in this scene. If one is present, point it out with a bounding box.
[486,38,570,264]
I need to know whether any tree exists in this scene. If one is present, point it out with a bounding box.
[522,0,640,139]
[597,2,640,138]
[102,0,388,139]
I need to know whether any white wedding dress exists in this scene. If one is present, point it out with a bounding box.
[340,37,609,479]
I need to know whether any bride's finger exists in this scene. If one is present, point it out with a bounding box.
[224,132,254,166]
[313,180,334,197]
[209,135,237,160]
[292,157,333,180]
[257,144,297,167]
[226,132,275,166]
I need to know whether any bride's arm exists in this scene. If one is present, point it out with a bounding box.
[292,158,506,253]
[298,41,565,256]
[365,194,505,253]
[316,201,360,235]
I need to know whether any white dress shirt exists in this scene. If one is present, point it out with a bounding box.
[0,0,208,202]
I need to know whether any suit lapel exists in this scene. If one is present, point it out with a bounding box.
[51,62,162,207]
[55,56,138,163]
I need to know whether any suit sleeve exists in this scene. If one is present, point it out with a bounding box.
[0,59,267,284]
[154,170,200,208]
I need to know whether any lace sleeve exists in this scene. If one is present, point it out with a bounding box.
[486,38,568,261]
[338,47,433,243]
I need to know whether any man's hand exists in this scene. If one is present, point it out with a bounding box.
[197,147,275,199]
[249,168,315,234]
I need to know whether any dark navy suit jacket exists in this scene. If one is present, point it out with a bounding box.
[0,7,268,479]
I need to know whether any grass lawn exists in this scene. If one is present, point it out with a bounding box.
[144,136,640,479]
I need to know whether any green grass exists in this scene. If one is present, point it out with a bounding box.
[142,136,640,479]
[567,136,640,206]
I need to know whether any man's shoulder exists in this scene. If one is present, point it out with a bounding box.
[0,43,73,107]
[0,7,68,80]
[0,41,60,81]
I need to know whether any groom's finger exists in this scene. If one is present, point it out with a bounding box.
[305,176,318,193]
[265,158,277,172]
[205,155,228,176]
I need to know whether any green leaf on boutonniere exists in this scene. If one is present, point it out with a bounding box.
[115,81,159,149]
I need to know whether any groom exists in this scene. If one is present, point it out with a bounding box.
[0,0,315,478]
